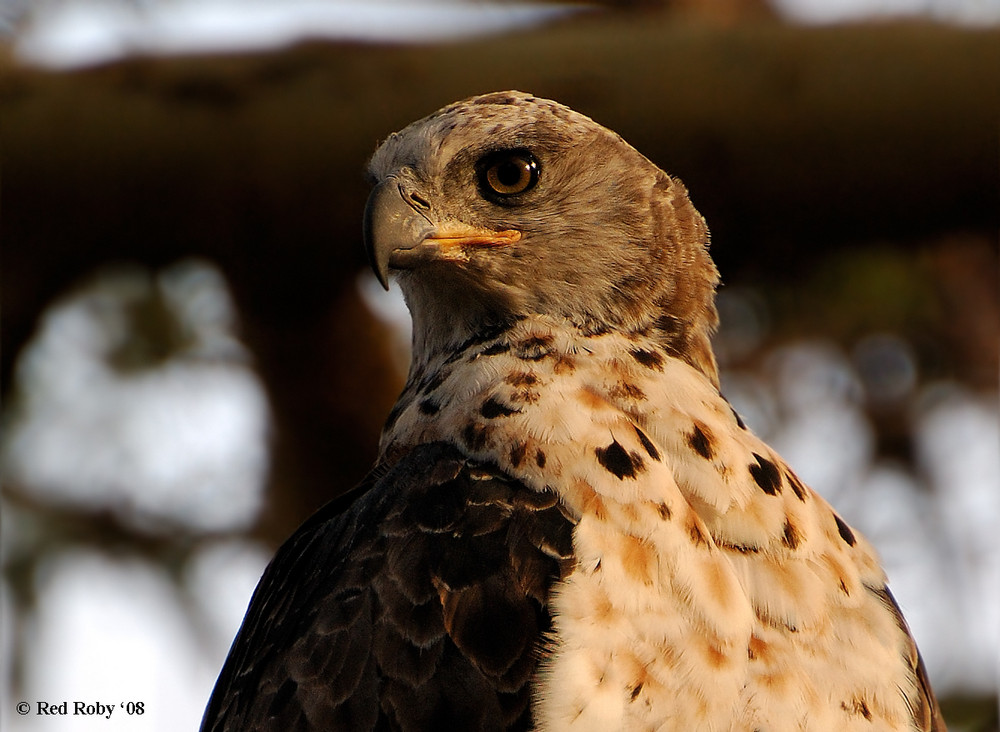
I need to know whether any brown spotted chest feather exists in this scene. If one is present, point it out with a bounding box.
[203,90,944,732]
[379,318,939,731]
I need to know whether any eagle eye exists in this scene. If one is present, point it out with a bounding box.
[477,150,539,200]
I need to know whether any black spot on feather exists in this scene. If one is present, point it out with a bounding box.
[595,439,645,479]
[749,453,782,495]
[535,450,547,468]
[480,397,520,419]
[468,321,518,348]
[654,312,682,336]
[480,341,510,356]
[629,348,664,371]
[515,335,555,361]
[687,423,714,460]
[834,514,856,547]
[721,396,747,430]
[784,469,808,502]
[445,323,513,364]
[633,426,660,461]
[418,398,441,415]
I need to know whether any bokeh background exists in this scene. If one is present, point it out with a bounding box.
[2,1,998,729]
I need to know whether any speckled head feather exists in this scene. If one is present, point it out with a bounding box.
[366,90,720,384]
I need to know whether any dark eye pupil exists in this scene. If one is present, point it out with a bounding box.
[495,162,523,186]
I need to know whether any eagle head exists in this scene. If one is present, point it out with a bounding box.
[364,90,720,383]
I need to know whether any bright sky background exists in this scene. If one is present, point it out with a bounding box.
[6,0,1000,68]
[2,3,998,731]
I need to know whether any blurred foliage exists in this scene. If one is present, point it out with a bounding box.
[764,236,998,385]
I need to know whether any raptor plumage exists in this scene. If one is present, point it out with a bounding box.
[203,91,944,731]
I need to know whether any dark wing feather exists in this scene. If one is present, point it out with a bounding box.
[201,441,575,732]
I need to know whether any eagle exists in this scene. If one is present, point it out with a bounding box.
[202,91,945,731]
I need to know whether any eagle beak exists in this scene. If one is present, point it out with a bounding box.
[363,179,436,291]
[363,178,521,291]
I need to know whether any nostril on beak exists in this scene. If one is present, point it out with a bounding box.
[406,190,431,211]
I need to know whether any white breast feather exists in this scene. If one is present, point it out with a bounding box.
[380,320,921,732]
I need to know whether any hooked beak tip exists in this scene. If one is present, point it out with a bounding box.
[363,178,432,292]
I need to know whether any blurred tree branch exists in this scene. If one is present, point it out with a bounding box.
[2,14,998,538]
